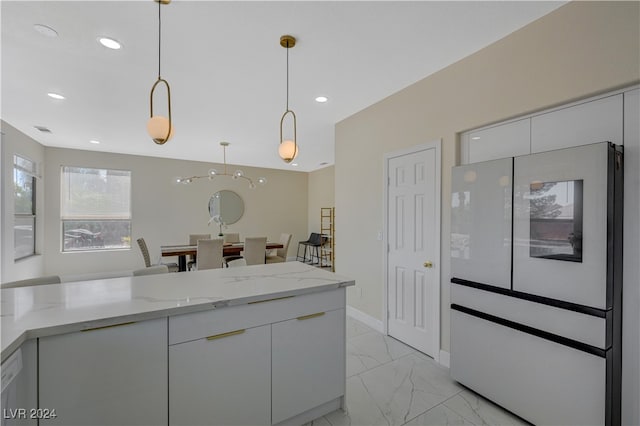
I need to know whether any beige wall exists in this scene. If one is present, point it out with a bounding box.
[307,165,335,237]
[38,147,308,276]
[1,121,47,282]
[335,1,640,352]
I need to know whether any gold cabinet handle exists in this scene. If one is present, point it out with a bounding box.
[82,321,136,332]
[206,329,245,341]
[424,261,433,268]
[297,312,325,321]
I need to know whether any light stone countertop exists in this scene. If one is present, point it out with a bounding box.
[1,262,354,363]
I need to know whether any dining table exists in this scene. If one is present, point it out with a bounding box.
[161,242,284,272]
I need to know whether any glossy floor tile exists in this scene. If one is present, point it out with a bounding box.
[305,316,530,426]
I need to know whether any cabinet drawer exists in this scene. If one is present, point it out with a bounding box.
[169,288,345,345]
[451,309,605,426]
[169,324,271,426]
[451,284,607,349]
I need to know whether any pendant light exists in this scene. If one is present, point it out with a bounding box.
[147,0,174,144]
[279,35,298,163]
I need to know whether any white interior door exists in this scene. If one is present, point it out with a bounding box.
[386,141,440,358]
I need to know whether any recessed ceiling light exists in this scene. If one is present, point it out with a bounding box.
[291,163,299,167]
[47,92,65,100]
[315,96,328,103]
[34,125,52,133]
[89,140,101,144]
[33,24,58,38]
[471,136,481,140]
[98,37,122,50]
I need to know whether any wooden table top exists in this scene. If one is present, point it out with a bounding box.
[161,242,283,257]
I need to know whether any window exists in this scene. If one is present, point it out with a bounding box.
[61,166,132,252]
[14,155,37,260]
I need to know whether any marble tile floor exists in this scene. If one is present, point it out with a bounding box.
[304,316,531,426]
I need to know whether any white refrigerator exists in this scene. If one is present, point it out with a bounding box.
[450,142,623,426]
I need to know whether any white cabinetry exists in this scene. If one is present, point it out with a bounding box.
[531,94,623,153]
[622,88,640,426]
[169,325,271,426]
[38,319,168,426]
[461,89,631,165]
[168,288,346,426]
[463,118,530,164]
[272,308,345,424]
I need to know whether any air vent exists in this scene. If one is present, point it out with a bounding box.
[319,162,329,166]
[34,126,51,133]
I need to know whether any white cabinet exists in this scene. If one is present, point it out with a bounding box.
[531,94,623,153]
[272,308,345,424]
[622,88,640,426]
[38,319,168,426]
[169,325,271,426]
[167,288,347,425]
[461,89,631,165]
[451,158,513,289]
[462,118,530,164]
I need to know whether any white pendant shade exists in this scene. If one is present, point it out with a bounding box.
[279,140,298,163]
[147,116,174,144]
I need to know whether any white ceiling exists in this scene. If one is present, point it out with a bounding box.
[1,1,564,172]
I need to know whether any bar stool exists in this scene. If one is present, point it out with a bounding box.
[296,233,324,264]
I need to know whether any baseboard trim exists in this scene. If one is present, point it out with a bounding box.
[439,350,450,368]
[346,305,384,333]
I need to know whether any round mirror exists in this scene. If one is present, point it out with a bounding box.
[208,190,244,225]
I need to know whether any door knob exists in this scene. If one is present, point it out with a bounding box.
[424,261,433,268]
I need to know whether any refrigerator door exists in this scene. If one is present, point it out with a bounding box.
[451,158,512,289]
[513,142,609,309]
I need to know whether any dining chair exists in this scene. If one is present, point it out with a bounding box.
[188,233,211,271]
[226,237,268,267]
[133,265,169,276]
[242,237,267,266]
[222,232,242,264]
[137,238,179,272]
[223,233,240,243]
[266,233,292,264]
[1,275,61,289]
[196,238,224,270]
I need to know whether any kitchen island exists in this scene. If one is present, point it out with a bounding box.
[1,262,354,426]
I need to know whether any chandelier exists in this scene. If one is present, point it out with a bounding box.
[176,142,267,188]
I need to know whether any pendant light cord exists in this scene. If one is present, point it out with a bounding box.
[157,0,162,79]
[223,144,227,175]
[286,39,289,111]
